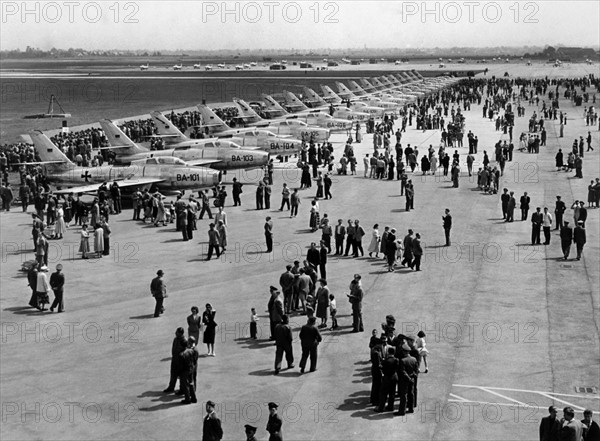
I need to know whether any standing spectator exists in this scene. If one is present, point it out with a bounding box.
[19,184,30,212]
[264,216,273,253]
[412,233,423,271]
[279,183,290,211]
[179,338,198,405]
[163,327,186,394]
[202,304,217,356]
[377,347,399,413]
[279,265,295,314]
[401,229,414,268]
[396,344,418,416]
[315,279,330,328]
[78,224,90,259]
[353,220,366,257]
[324,173,333,199]
[560,222,573,260]
[264,181,272,209]
[267,286,284,340]
[101,218,111,256]
[559,407,584,441]
[35,265,51,311]
[266,403,283,441]
[507,192,516,222]
[367,224,381,258]
[187,306,202,343]
[334,219,346,255]
[202,400,223,441]
[520,192,531,221]
[274,315,294,375]
[555,196,566,229]
[582,409,600,440]
[574,221,586,261]
[199,190,213,220]
[232,177,243,206]
[151,270,167,317]
[249,308,259,340]
[539,406,560,441]
[442,209,452,246]
[299,316,322,373]
[329,294,338,330]
[531,207,543,245]
[347,274,364,333]
[49,264,65,313]
[542,207,553,245]
[244,425,258,441]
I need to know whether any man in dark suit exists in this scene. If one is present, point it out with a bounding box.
[574,221,586,260]
[299,317,322,373]
[560,222,573,260]
[274,315,294,375]
[344,219,355,256]
[49,264,65,312]
[442,209,452,246]
[531,207,543,245]
[539,405,560,441]
[396,344,418,416]
[401,229,414,267]
[306,242,320,273]
[377,347,399,412]
[501,188,510,219]
[582,409,600,441]
[555,196,566,229]
[334,219,346,255]
[411,233,423,271]
[267,286,284,340]
[164,327,187,393]
[578,201,588,228]
[179,337,198,404]
[202,400,223,441]
[520,192,531,221]
[507,191,516,222]
[151,269,166,317]
[266,402,283,441]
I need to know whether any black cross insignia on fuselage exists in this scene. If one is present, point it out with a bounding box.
[81,171,92,182]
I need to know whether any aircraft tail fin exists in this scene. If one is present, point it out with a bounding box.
[99,119,146,156]
[282,91,308,111]
[261,94,288,113]
[196,104,231,133]
[334,82,355,99]
[150,111,188,144]
[29,131,75,171]
[321,85,343,102]
[302,87,328,106]
[348,80,366,95]
[233,98,263,121]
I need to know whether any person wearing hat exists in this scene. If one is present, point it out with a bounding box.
[35,264,51,311]
[299,316,322,373]
[266,402,283,441]
[49,264,65,313]
[268,286,284,341]
[274,315,294,374]
[573,221,586,261]
[244,424,258,441]
[396,343,418,416]
[560,221,573,260]
[554,195,566,230]
[202,400,223,441]
[150,270,167,318]
[202,303,217,356]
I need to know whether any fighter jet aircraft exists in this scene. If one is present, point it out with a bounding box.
[99,120,268,172]
[139,64,149,71]
[260,93,354,132]
[161,108,303,157]
[173,64,183,70]
[320,84,386,117]
[232,98,330,143]
[298,87,370,121]
[28,131,220,195]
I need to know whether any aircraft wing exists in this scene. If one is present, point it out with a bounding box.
[14,160,66,166]
[185,159,223,167]
[53,177,165,195]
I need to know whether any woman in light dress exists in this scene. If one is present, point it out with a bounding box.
[93,224,104,257]
[415,330,429,373]
[367,224,381,258]
[217,220,227,252]
[54,204,67,239]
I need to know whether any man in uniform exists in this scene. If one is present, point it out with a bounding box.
[49,264,65,313]
[202,400,223,441]
[501,188,510,219]
[266,402,283,441]
[274,315,294,374]
[151,269,166,317]
[299,316,322,373]
[164,327,187,393]
[396,343,418,416]
[244,424,258,441]
[179,337,198,404]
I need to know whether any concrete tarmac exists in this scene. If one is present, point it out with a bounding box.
[1,65,599,440]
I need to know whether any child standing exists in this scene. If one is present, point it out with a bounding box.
[415,330,429,373]
[329,294,337,330]
[250,307,259,339]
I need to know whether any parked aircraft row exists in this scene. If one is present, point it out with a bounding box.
[139,62,259,71]
[29,72,454,195]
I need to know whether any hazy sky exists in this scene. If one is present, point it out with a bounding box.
[1,1,599,51]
